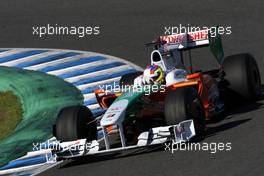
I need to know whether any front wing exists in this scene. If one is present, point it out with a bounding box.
[0,120,195,175]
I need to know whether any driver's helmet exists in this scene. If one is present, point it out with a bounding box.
[144,64,165,84]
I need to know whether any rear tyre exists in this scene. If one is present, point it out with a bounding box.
[120,71,143,86]
[164,88,206,136]
[54,106,97,142]
[222,53,261,101]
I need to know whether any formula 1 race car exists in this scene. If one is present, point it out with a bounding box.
[1,28,261,175]
[0,30,261,175]
[50,28,261,158]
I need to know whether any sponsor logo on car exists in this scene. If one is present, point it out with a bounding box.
[161,30,208,43]
[106,114,115,118]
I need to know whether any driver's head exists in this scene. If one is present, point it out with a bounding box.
[144,64,165,84]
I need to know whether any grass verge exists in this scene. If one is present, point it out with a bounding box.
[0,91,23,140]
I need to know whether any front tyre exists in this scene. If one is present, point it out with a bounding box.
[164,88,206,136]
[54,106,97,142]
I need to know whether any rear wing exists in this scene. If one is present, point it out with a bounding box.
[160,28,224,64]
[160,29,209,49]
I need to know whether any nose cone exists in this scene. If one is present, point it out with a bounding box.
[100,99,128,126]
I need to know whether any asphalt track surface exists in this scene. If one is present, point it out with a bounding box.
[0,0,264,176]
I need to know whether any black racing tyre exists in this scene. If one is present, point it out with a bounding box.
[222,53,261,100]
[54,106,97,142]
[164,88,206,136]
[120,71,143,86]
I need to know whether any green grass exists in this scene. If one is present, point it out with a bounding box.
[0,91,23,140]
